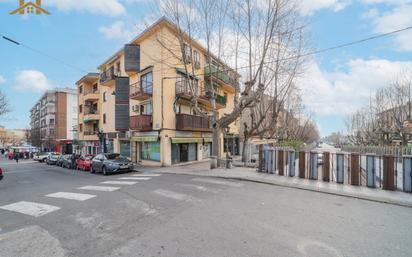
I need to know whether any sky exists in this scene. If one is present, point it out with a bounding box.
[0,0,412,137]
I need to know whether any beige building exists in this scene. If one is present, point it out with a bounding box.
[76,18,240,166]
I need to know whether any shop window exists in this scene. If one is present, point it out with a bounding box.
[140,141,160,161]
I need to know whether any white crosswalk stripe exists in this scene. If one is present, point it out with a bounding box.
[176,183,219,193]
[45,192,96,201]
[153,189,199,202]
[0,201,60,217]
[101,181,137,185]
[192,178,243,187]
[78,185,120,192]
[131,174,162,177]
[119,177,151,181]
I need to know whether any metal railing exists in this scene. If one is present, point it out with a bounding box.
[130,81,153,97]
[175,80,198,96]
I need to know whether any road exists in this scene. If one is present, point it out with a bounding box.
[0,159,411,257]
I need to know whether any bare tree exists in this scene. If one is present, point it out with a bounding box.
[155,0,307,165]
[0,90,10,119]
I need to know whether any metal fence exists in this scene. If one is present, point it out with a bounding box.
[259,148,412,193]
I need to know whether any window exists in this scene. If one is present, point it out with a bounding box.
[79,85,83,94]
[93,83,98,93]
[183,43,192,63]
[103,92,107,102]
[79,124,83,132]
[103,113,106,124]
[140,72,153,93]
[139,102,152,115]
[194,50,200,68]
[79,105,83,113]
[115,62,121,75]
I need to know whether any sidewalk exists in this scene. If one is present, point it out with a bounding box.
[134,162,412,208]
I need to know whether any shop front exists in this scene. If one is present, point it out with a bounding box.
[130,134,160,163]
[171,137,202,164]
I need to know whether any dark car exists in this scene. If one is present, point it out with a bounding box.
[91,153,133,175]
[61,155,74,169]
[46,153,61,165]
[0,167,3,181]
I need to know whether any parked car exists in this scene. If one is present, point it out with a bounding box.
[34,152,50,162]
[76,155,94,171]
[61,155,74,169]
[91,153,133,175]
[0,167,3,181]
[46,153,61,165]
[56,155,65,167]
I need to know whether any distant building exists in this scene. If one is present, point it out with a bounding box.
[0,126,28,147]
[30,88,77,153]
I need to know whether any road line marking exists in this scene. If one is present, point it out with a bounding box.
[176,183,219,193]
[119,177,151,181]
[192,178,243,187]
[0,201,60,217]
[153,189,199,202]
[101,181,137,185]
[45,192,96,201]
[78,186,120,192]
[131,174,162,177]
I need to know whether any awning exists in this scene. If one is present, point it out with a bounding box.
[171,137,203,144]
[131,136,158,142]
[84,119,98,123]
[203,138,213,143]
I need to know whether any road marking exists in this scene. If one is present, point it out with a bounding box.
[45,192,96,201]
[153,189,199,202]
[101,181,137,185]
[78,185,120,192]
[192,178,243,187]
[176,183,219,193]
[131,174,162,177]
[0,201,60,217]
[119,177,151,181]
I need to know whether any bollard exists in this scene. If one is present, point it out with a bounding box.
[403,155,412,193]
[366,154,376,188]
[382,155,395,190]
[322,152,330,182]
[278,150,284,176]
[288,150,295,177]
[309,151,318,180]
[350,153,360,186]
[299,151,306,178]
[336,153,344,184]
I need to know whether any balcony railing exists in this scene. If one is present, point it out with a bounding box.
[175,80,198,97]
[84,109,99,115]
[130,115,152,130]
[100,67,119,84]
[130,81,153,100]
[84,131,98,136]
[204,65,237,86]
[200,87,227,107]
[176,113,211,132]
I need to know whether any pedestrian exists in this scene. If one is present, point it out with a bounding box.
[14,152,19,163]
[70,153,76,169]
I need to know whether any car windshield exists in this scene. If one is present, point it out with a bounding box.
[105,154,126,160]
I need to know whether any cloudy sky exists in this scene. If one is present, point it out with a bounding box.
[0,0,411,136]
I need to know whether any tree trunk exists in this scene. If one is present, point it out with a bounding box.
[212,126,221,168]
[241,137,248,162]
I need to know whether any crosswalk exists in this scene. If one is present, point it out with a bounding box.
[0,173,243,220]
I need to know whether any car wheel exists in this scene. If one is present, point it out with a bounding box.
[102,166,107,176]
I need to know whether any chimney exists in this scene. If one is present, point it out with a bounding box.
[35,0,41,14]
[19,0,24,14]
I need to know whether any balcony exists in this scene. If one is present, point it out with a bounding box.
[197,87,227,109]
[83,109,99,122]
[100,67,118,86]
[83,131,99,141]
[175,80,198,99]
[176,113,211,132]
[130,81,153,100]
[130,115,152,131]
[204,65,237,92]
[84,89,99,101]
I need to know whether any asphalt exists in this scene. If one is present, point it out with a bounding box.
[0,158,412,257]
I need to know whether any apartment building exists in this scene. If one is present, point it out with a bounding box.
[30,88,77,153]
[75,18,240,166]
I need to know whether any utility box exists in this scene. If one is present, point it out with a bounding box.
[299,151,306,178]
[366,154,376,188]
[264,149,275,174]
[383,155,395,190]
[278,150,284,176]
[322,152,330,182]
[336,153,344,184]
[309,151,318,180]
[288,150,295,177]
[403,156,412,193]
[350,153,360,186]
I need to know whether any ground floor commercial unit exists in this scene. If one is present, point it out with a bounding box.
[130,130,237,166]
[74,132,130,157]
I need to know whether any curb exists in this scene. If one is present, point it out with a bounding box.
[136,169,412,208]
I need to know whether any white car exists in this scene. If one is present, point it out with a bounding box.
[34,152,51,162]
